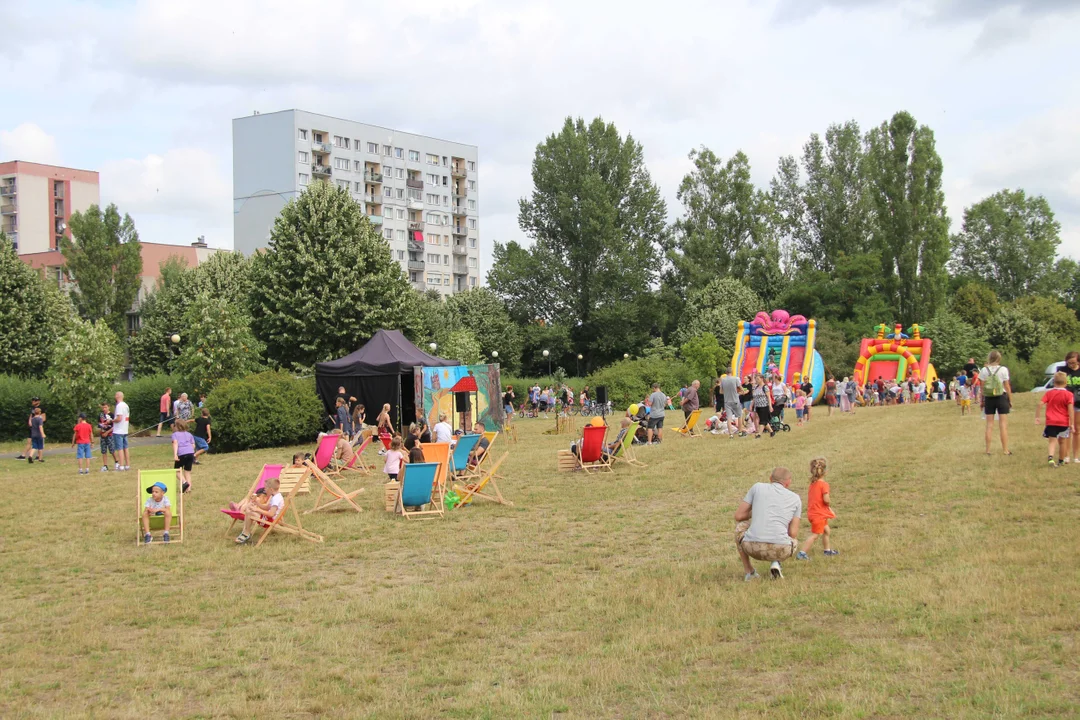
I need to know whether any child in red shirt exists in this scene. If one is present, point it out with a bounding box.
[797,457,837,559]
[71,413,94,475]
[1038,371,1074,467]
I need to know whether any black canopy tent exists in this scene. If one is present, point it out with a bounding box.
[315,330,459,430]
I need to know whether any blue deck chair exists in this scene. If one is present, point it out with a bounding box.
[449,434,481,477]
[397,462,444,519]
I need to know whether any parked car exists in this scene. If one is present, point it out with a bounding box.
[1032,362,1066,393]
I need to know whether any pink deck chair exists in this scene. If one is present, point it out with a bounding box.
[221,464,284,536]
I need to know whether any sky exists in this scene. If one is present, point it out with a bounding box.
[3,0,1079,281]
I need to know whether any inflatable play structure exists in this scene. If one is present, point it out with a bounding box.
[732,310,825,403]
[852,323,938,387]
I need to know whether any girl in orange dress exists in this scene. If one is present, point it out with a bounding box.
[797,457,838,559]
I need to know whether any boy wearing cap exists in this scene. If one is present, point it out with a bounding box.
[142,481,172,544]
[71,413,93,475]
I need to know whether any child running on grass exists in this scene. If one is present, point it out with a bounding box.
[797,457,837,559]
[172,419,195,493]
[142,481,172,545]
[1037,371,1074,467]
[958,382,972,416]
[71,413,93,475]
[383,435,407,482]
[235,477,283,544]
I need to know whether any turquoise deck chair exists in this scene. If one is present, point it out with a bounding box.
[449,434,481,477]
[397,462,444,519]
[137,468,184,544]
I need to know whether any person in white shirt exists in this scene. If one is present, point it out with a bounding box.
[235,477,284,544]
[734,467,802,581]
[113,391,131,471]
[432,412,453,444]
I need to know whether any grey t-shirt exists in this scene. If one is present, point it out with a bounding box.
[648,391,667,418]
[721,375,742,406]
[742,482,802,545]
[683,387,699,412]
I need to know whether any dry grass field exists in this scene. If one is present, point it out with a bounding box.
[2,394,1079,719]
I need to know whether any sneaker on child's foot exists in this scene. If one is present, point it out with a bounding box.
[16,454,25,459]
[235,533,250,544]
[144,533,152,545]
[795,551,809,560]
[823,549,839,556]
[770,561,784,579]
[1064,457,1071,464]
[100,465,108,472]
[163,532,170,544]
[27,456,33,464]
[744,571,760,582]
[1049,457,1058,466]
[115,462,120,470]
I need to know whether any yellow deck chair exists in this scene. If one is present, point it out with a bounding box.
[252,465,324,546]
[303,459,365,514]
[460,431,500,483]
[137,469,184,545]
[675,409,702,437]
[453,452,512,508]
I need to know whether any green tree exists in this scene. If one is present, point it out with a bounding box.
[444,288,523,371]
[813,319,861,378]
[950,190,1062,301]
[948,282,999,328]
[250,181,419,368]
[1013,296,1080,342]
[984,306,1039,361]
[439,329,483,365]
[128,258,196,377]
[679,332,728,381]
[864,111,950,323]
[485,240,559,324]
[669,149,775,293]
[518,116,668,335]
[0,239,76,375]
[46,318,124,414]
[171,292,264,395]
[673,277,764,349]
[61,203,143,335]
[923,311,990,376]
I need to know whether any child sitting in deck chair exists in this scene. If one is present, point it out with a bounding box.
[235,476,283,544]
[142,481,173,545]
[467,422,490,468]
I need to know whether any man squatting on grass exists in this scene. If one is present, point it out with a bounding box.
[734,467,801,581]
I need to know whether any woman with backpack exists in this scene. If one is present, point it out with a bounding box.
[979,349,1013,455]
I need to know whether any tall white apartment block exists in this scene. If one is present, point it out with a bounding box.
[233,109,481,295]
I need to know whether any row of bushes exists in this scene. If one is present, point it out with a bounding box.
[0,371,321,449]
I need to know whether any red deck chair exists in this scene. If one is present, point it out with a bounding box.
[579,424,613,474]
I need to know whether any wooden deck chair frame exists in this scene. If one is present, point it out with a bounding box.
[459,431,500,483]
[675,409,702,437]
[222,464,284,537]
[252,465,324,546]
[329,436,372,478]
[137,469,185,545]
[612,426,647,468]
[579,425,613,474]
[453,452,512,508]
[303,459,365,514]
[396,462,444,519]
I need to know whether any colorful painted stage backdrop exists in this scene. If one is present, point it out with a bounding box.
[414,363,504,431]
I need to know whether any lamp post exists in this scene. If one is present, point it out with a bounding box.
[576,353,583,376]
[623,353,630,360]
[542,349,550,379]
[491,350,499,362]
[429,342,437,353]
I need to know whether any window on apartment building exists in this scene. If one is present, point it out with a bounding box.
[395,168,404,179]
[334,157,349,170]
[468,257,477,268]
[444,277,450,285]
[354,181,362,192]
[428,276,440,286]
[443,195,449,206]
[298,129,308,140]
[367,142,378,154]
[398,250,405,260]
[427,253,439,264]
[443,215,451,227]
[298,151,309,163]
[352,160,361,172]
[408,189,422,201]
[333,135,343,147]
[394,147,403,158]
[298,173,309,186]
[425,212,439,224]
[443,176,449,186]
[384,228,393,240]
[409,150,420,162]
[426,194,439,204]
[443,254,450,265]
[470,277,477,287]
[467,160,476,172]
[468,199,476,210]
[426,153,438,165]
[469,238,476,248]
[468,179,476,190]
[397,209,405,219]
[336,179,350,190]
[396,230,406,241]
[396,188,405,199]
[442,156,448,167]
[468,218,477,229]
[383,145,392,156]
[384,187,393,198]
[426,173,438,184]
[313,132,323,142]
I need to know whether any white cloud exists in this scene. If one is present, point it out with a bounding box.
[99,149,231,247]
[0,123,60,164]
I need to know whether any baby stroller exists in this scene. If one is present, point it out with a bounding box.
[768,404,791,435]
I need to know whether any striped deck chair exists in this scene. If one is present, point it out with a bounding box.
[453,452,512,508]
[137,469,184,545]
[251,465,324,546]
[330,436,372,478]
[396,462,444,519]
[221,464,283,537]
[674,409,702,437]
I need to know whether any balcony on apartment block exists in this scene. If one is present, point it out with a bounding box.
[452,244,467,256]
[406,178,423,190]
[312,164,332,176]
[451,205,466,216]
[408,260,425,270]
[312,140,331,154]
[408,221,424,231]
[365,171,383,183]
[0,185,16,197]
[452,225,466,235]
[451,165,466,178]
